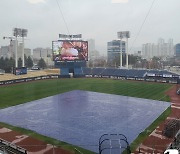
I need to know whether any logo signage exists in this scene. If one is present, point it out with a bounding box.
[59,34,82,39]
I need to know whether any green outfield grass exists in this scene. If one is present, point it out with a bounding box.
[0,78,172,109]
[0,78,173,153]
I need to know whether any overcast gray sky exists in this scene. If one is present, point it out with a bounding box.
[0,0,180,55]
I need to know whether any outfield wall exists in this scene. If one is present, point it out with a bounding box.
[0,75,60,86]
[0,74,179,86]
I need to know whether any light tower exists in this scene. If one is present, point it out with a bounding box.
[13,28,28,68]
[119,33,123,67]
[117,31,130,68]
[125,31,130,69]
[21,29,28,67]
[13,28,21,68]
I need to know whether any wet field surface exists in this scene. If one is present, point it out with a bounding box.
[0,90,170,152]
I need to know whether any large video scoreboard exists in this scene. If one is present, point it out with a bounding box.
[52,40,88,61]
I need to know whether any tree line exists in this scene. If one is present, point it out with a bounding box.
[0,55,47,73]
[88,54,167,69]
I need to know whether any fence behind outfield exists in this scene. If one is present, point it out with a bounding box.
[0,68,179,86]
[0,74,60,86]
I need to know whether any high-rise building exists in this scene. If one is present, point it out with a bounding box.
[9,40,16,58]
[168,39,174,56]
[0,40,31,60]
[33,47,53,65]
[0,46,9,59]
[175,44,180,57]
[107,40,126,63]
[24,48,32,58]
[33,48,41,59]
[87,39,99,60]
[33,48,48,59]
[17,43,31,59]
[87,39,95,51]
[0,40,16,59]
[142,38,174,59]
[142,43,152,59]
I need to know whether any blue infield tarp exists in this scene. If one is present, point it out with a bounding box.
[0,90,170,152]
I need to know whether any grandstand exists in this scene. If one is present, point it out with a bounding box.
[59,68,70,78]
[0,138,27,154]
[81,67,92,76]
[81,67,180,83]
[0,67,179,86]
[74,68,84,78]
[163,119,180,138]
[167,130,180,152]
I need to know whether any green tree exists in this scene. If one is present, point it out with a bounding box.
[3,58,11,73]
[6,57,15,73]
[9,57,15,68]
[38,58,46,69]
[4,58,9,72]
[26,56,33,68]
[0,57,15,73]
[24,54,27,67]
[18,58,22,68]
[0,57,5,69]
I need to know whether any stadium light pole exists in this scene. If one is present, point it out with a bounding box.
[13,28,28,68]
[21,29,28,67]
[125,31,130,69]
[120,38,123,67]
[22,37,24,67]
[118,31,130,68]
[13,28,20,68]
[126,37,129,69]
[15,36,18,68]
[118,32,123,68]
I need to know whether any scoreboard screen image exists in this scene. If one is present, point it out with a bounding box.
[52,40,88,61]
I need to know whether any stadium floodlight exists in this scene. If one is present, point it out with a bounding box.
[13,28,22,37]
[13,28,28,37]
[117,31,130,39]
[21,29,28,37]
[117,31,130,68]
[13,28,28,67]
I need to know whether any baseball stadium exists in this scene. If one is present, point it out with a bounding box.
[0,58,180,154]
[1,0,180,153]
